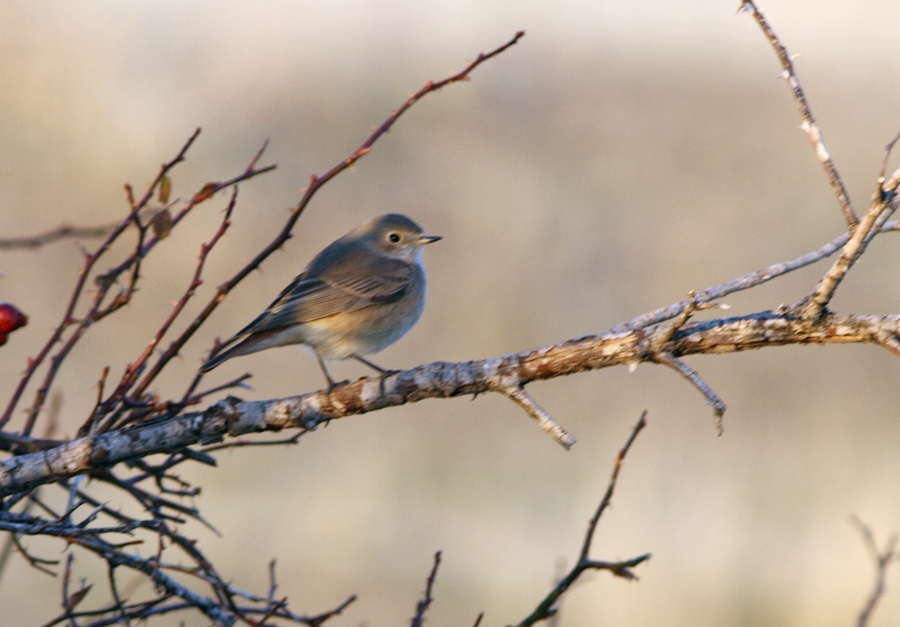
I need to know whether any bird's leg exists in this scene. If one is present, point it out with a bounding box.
[352,355,400,378]
[316,355,340,392]
[352,354,400,396]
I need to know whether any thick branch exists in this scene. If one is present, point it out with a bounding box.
[2,309,898,496]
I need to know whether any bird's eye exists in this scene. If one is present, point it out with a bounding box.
[388,232,400,243]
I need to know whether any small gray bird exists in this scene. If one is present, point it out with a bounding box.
[201,213,440,387]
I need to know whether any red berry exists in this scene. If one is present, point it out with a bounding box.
[0,303,27,334]
[0,333,6,346]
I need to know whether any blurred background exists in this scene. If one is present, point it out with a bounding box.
[2,1,900,625]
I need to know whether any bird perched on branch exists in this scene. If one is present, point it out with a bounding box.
[201,213,440,387]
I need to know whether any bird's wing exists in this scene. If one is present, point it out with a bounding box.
[236,258,414,336]
[209,272,310,353]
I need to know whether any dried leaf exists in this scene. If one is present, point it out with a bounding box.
[159,175,172,204]
[68,583,93,609]
[151,209,173,239]
[192,182,219,203]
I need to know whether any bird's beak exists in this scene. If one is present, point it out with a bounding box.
[417,234,441,245]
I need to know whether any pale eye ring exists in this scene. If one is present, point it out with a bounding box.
[388,232,400,243]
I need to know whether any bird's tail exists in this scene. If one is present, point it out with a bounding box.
[200,342,242,372]
[200,352,226,373]
[200,330,285,373]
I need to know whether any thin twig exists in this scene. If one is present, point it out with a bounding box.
[580,411,647,562]
[512,413,650,627]
[802,199,898,319]
[410,551,441,627]
[0,130,205,431]
[851,517,899,627]
[501,386,575,449]
[612,219,900,334]
[201,431,304,453]
[10,533,59,576]
[740,0,856,228]
[0,225,116,250]
[0,131,275,434]
[654,354,726,434]
[98,187,240,433]
[107,564,133,627]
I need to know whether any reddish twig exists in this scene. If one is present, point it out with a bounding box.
[98,144,276,287]
[1,130,275,434]
[96,188,239,433]
[0,130,202,430]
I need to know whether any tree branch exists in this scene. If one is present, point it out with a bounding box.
[4,305,898,496]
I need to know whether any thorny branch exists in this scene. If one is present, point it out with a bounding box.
[0,128,276,433]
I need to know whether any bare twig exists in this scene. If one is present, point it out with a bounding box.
[410,551,442,627]
[9,533,59,577]
[739,0,856,228]
[0,224,116,250]
[612,219,900,334]
[501,386,575,449]
[512,413,650,627]
[638,294,728,432]
[799,132,900,320]
[803,203,898,319]
[654,354,726,434]
[0,129,275,432]
[200,430,304,453]
[97,187,240,433]
[107,564,133,627]
[851,517,899,627]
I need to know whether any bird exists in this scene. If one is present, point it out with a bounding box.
[200,213,440,387]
